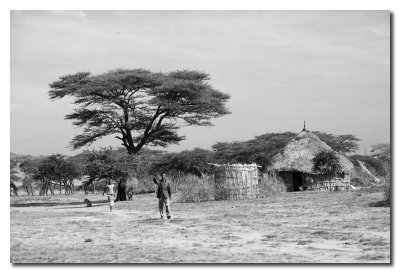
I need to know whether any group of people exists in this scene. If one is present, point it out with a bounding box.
[104,173,172,219]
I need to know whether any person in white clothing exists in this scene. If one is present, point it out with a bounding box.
[105,181,115,212]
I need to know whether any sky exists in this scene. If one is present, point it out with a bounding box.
[10,10,390,156]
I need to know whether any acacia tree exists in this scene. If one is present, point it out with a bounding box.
[49,69,230,154]
[47,154,82,194]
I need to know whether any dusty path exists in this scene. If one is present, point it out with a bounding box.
[10,190,390,263]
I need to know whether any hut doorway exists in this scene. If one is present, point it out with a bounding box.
[292,172,303,191]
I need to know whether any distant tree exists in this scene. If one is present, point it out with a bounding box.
[78,148,117,194]
[44,154,82,194]
[27,154,82,195]
[152,148,215,177]
[313,131,360,154]
[312,151,342,175]
[19,156,39,195]
[49,69,230,154]
[10,154,20,196]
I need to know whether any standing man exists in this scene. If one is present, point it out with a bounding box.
[153,173,172,219]
[105,180,115,213]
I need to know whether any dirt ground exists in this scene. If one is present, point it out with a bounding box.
[10,188,390,263]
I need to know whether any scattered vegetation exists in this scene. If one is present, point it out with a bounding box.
[175,175,214,203]
[258,172,286,197]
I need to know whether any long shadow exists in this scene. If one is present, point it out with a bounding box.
[10,199,109,208]
[52,204,106,209]
[137,218,164,225]
[369,200,390,208]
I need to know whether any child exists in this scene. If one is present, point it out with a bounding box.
[105,181,115,212]
[153,173,172,219]
[127,186,134,201]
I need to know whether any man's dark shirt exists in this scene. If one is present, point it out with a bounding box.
[153,177,171,199]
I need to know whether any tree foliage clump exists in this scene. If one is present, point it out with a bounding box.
[17,154,82,195]
[312,150,343,175]
[49,69,230,154]
[313,131,360,154]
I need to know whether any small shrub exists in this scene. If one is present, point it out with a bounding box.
[129,177,155,195]
[175,175,214,203]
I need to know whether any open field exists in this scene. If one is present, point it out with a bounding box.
[10,189,390,263]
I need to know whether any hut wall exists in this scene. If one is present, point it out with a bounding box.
[277,172,351,191]
[303,173,351,191]
[214,164,259,200]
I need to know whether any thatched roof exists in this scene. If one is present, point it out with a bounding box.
[268,130,354,174]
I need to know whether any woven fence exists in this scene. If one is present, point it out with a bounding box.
[213,163,259,200]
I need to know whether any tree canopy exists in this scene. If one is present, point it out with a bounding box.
[152,148,215,177]
[49,69,230,154]
[312,131,360,154]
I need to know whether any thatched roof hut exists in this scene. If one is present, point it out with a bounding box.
[269,130,353,173]
[269,127,354,191]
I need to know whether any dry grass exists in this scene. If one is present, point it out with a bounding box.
[175,175,214,203]
[10,188,390,263]
[258,172,286,197]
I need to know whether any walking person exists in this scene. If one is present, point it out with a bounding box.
[153,173,172,219]
[105,180,115,212]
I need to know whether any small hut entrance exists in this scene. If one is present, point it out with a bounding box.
[292,172,303,191]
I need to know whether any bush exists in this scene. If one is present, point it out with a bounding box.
[174,175,214,203]
[258,172,286,197]
[312,151,342,174]
[129,177,155,195]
